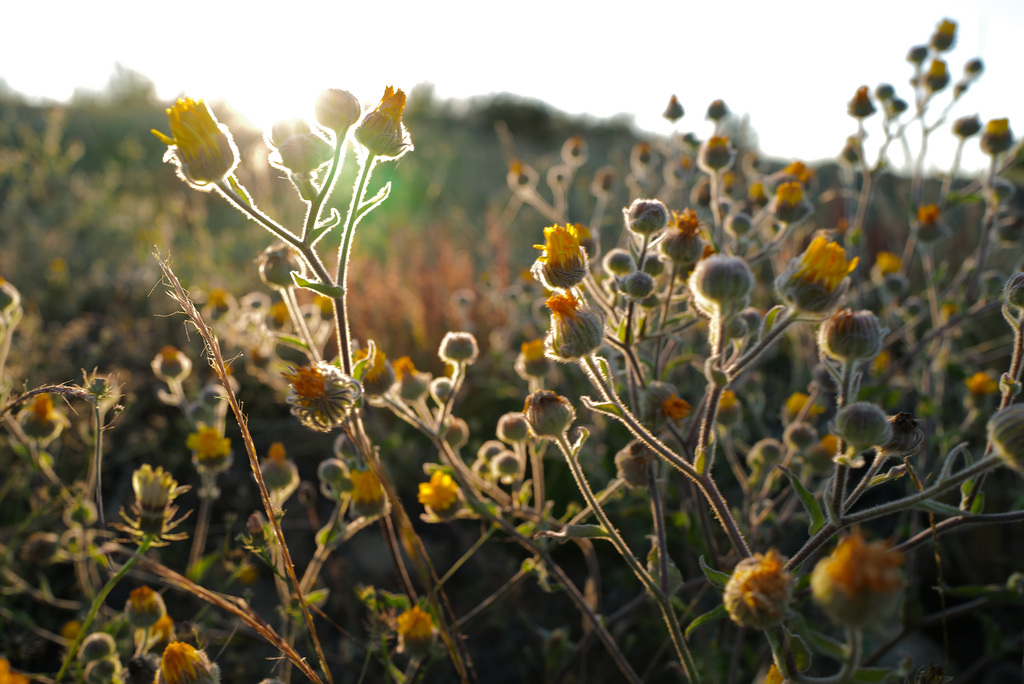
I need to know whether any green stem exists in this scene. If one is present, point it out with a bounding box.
[333,154,378,375]
[55,537,152,682]
[555,434,698,682]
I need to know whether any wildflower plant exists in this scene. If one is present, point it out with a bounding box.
[3,15,1024,684]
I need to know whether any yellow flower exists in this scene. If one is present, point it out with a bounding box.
[532,224,587,291]
[60,619,82,641]
[0,657,30,684]
[718,390,737,410]
[811,530,904,628]
[123,464,189,544]
[186,425,231,471]
[544,292,605,361]
[776,236,858,313]
[125,585,167,629]
[354,86,412,158]
[771,181,810,223]
[783,160,815,186]
[418,471,459,513]
[871,349,891,376]
[748,181,768,205]
[283,362,361,432]
[723,549,792,629]
[874,251,901,275]
[156,642,218,684]
[349,467,385,516]
[661,394,692,421]
[396,606,436,657]
[786,392,824,419]
[966,371,998,397]
[151,98,238,188]
[151,614,175,645]
[917,204,941,226]
[19,393,65,443]
[393,356,418,380]
[355,347,396,397]
[521,339,545,361]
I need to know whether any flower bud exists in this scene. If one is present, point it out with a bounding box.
[624,198,669,236]
[907,45,929,65]
[640,253,667,278]
[151,98,239,189]
[19,393,66,443]
[439,331,479,366]
[818,308,884,362]
[79,632,117,663]
[261,443,299,504]
[490,450,521,484]
[717,390,741,427]
[988,404,1024,470]
[496,412,529,444]
[561,135,588,167]
[726,212,753,238]
[544,292,606,362]
[531,224,588,291]
[689,255,755,314]
[875,83,895,101]
[953,114,982,139]
[618,271,656,301]
[356,347,396,397]
[1004,272,1024,313]
[915,204,947,244]
[660,209,705,266]
[442,417,469,450]
[474,440,505,478]
[354,86,412,159]
[784,421,819,452]
[834,402,892,454]
[663,94,684,122]
[996,214,1024,246]
[125,585,167,630]
[317,458,351,500]
[394,356,430,401]
[747,439,784,482]
[706,99,730,121]
[349,467,386,517]
[155,642,219,684]
[430,376,454,405]
[699,135,735,172]
[259,244,305,290]
[515,339,549,379]
[314,88,361,134]
[771,181,812,224]
[811,531,904,629]
[723,549,792,629]
[981,119,1013,156]
[885,97,909,119]
[615,440,656,488]
[992,178,1015,204]
[396,606,436,660]
[930,19,957,52]
[152,346,192,384]
[85,657,122,684]
[847,86,876,119]
[524,390,575,438]
[272,132,333,175]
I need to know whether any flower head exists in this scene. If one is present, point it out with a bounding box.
[811,530,904,628]
[439,331,479,366]
[771,181,812,223]
[661,394,692,421]
[186,424,232,474]
[524,390,576,438]
[848,86,876,119]
[544,292,605,362]
[152,98,238,189]
[396,606,436,658]
[283,362,361,432]
[661,209,706,265]
[931,18,957,51]
[785,392,824,420]
[349,467,386,517]
[723,549,793,629]
[532,224,588,290]
[19,392,66,444]
[261,442,299,505]
[966,371,998,397]
[0,657,29,684]
[418,470,460,515]
[874,251,901,276]
[354,86,412,159]
[355,347,396,397]
[121,464,189,545]
[981,118,1014,156]
[155,642,218,684]
[515,339,550,379]
[775,236,858,313]
[126,585,168,630]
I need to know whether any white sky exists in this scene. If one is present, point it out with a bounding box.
[4,0,1022,171]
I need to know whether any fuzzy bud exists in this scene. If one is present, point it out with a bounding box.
[544,293,606,362]
[624,198,669,236]
[618,271,656,301]
[314,89,361,134]
[1004,273,1024,313]
[496,412,530,444]
[615,440,656,488]
[988,404,1024,470]
[490,450,521,485]
[523,390,575,438]
[818,308,884,363]
[439,331,479,366]
[811,531,904,629]
[981,119,1014,156]
[723,550,793,629]
[834,402,892,454]
[79,633,117,663]
[689,255,755,314]
[259,245,305,290]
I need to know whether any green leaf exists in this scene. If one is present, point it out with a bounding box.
[684,604,727,638]
[310,208,342,243]
[579,396,623,418]
[291,274,345,299]
[762,305,787,336]
[305,588,330,608]
[778,465,825,534]
[698,555,730,589]
[227,175,253,206]
[798,622,846,661]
